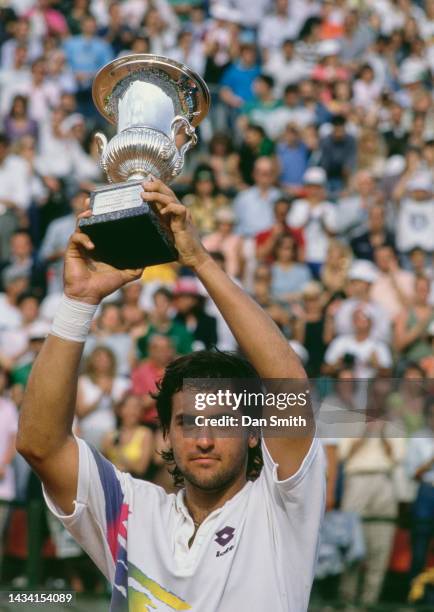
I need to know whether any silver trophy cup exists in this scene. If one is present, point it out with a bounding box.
[79,54,210,268]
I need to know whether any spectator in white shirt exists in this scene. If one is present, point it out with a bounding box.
[0,17,42,69]
[334,259,392,342]
[1,57,60,123]
[167,28,205,76]
[0,134,31,260]
[287,166,337,277]
[395,171,434,255]
[324,305,393,378]
[258,0,296,56]
[0,268,28,332]
[263,39,310,98]
[0,44,31,115]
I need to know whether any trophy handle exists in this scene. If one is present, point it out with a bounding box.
[94,132,108,156]
[94,132,109,179]
[171,116,198,160]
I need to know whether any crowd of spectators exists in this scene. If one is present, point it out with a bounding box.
[0,0,434,607]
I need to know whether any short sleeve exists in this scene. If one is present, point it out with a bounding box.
[323,203,338,232]
[375,342,392,367]
[324,337,345,365]
[287,200,308,228]
[260,437,326,503]
[42,437,130,581]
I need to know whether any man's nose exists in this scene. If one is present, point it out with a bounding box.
[196,430,215,451]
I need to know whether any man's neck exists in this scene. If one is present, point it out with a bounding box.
[257,185,271,197]
[184,473,247,527]
[355,331,369,342]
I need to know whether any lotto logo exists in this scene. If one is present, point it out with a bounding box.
[215,526,235,547]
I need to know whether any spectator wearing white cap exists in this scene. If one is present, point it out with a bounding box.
[394,171,434,255]
[324,305,392,378]
[287,166,337,278]
[395,60,428,109]
[333,259,391,343]
[311,39,349,84]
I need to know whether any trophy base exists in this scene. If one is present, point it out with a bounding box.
[78,181,178,269]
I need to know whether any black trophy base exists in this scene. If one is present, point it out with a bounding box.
[78,181,178,269]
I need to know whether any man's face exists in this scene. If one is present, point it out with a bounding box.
[19,297,39,323]
[285,126,298,145]
[148,336,174,367]
[82,17,96,37]
[15,45,28,66]
[253,160,274,189]
[282,41,294,60]
[410,188,432,202]
[240,46,256,67]
[168,392,252,491]
[274,201,290,223]
[374,247,395,273]
[11,233,32,258]
[349,278,370,298]
[305,184,324,200]
[175,293,198,314]
[253,78,269,99]
[332,124,346,141]
[101,305,121,329]
[15,19,29,40]
[356,172,374,197]
[353,309,371,334]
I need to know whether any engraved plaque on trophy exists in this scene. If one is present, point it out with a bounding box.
[78,54,210,269]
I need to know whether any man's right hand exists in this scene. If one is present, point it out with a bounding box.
[64,208,144,305]
[141,178,211,269]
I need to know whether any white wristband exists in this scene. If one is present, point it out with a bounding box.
[51,294,98,343]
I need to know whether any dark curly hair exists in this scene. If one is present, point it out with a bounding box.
[155,350,264,488]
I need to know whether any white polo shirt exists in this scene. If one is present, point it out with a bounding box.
[43,437,325,612]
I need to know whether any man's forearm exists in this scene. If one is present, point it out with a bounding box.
[195,257,306,379]
[17,336,84,460]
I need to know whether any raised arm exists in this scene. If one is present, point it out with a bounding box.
[17,217,143,514]
[141,180,314,478]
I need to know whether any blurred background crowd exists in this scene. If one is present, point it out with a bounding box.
[0,0,434,608]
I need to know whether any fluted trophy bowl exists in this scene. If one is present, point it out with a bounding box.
[79,54,210,269]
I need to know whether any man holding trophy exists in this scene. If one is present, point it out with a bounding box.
[17,55,325,611]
